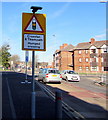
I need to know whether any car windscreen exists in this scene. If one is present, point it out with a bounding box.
[67,71,76,74]
[48,70,60,74]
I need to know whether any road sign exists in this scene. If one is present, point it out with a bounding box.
[25,51,29,62]
[22,13,46,51]
[24,15,44,32]
[26,56,28,62]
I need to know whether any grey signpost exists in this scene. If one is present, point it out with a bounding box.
[21,51,31,84]
[22,6,46,119]
[30,6,43,120]
[31,50,35,119]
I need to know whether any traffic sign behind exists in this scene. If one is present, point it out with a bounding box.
[22,13,46,51]
[25,51,29,62]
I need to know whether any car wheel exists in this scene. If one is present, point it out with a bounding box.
[43,78,46,84]
[66,77,68,82]
[59,82,61,84]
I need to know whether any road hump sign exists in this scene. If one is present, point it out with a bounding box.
[24,15,44,33]
[22,13,46,51]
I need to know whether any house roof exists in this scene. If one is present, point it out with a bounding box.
[54,44,75,54]
[71,40,108,50]
[60,44,75,52]
[54,40,108,54]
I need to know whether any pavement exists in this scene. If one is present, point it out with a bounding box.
[2,71,69,120]
[23,70,108,111]
[54,80,108,111]
[47,80,108,119]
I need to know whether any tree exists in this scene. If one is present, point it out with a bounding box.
[10,54,20,64]
[0,44,11,69]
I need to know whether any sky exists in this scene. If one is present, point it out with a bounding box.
[1,0,107,65]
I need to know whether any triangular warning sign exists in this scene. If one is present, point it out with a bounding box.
[24,15,44,33]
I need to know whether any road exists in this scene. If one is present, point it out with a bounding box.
[36,76,108,119]
[2,71,108,120]
[2,71,70,120]
[70,76,106,94]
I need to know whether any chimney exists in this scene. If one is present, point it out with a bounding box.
[60,43,68,50]
[60,45,64,50]
[63,43,68,48]
[90,38,95,44]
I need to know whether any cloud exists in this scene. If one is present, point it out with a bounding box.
[94,33,106,40]
[50,2,71,19]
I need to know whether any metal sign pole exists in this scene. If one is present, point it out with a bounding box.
[29,6,43,119]
[32,51,35,92]
[21,51,31,84]
[25,61,27,81]
[31,50,35,119]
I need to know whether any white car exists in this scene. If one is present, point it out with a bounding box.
[61,70,80,82]
[38,68,62,84]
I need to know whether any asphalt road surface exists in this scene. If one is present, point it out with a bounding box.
[70,76,107,94]
[2,71,69,120]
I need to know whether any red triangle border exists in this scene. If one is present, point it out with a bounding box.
[24,15,44,33]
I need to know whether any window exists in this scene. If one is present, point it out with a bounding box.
[85,58,89,62]
[91,67,97,71]
[104,67,108,71]
[79,58,82,62]
[86,67,89,71]
[91,49,96,53]
[101,58,104,62]
[79,66,82,71]
[48,70,60,74]
[103,48,108,53]
[56,63,59,67]
[43,69,47,73]
[78,50,82,54]
[91,58,96,62]
[67,71,76,74]
[85,50,88,54]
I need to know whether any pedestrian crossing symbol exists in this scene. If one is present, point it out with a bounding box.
[24,15,44,32]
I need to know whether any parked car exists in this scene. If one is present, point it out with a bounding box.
[61,70,80,82]
[38,68,62,83]
[16,68,21,72]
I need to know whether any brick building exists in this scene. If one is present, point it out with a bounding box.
[71,38,108,73]
[53,38,108,73]
[53,43,74,71]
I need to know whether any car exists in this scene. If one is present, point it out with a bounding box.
[61,70,80,82]
[16,68,21,72]
[38,68,62,84]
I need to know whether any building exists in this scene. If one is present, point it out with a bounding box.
[53,43,74,71]
[70,38,108,73]
[53,38,108,73]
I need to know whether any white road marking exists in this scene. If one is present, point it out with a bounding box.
[6,73,16,119]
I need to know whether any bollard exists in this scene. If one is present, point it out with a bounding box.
[55,90,62,120]
[101,74,104,83]
[31,92,36,120]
